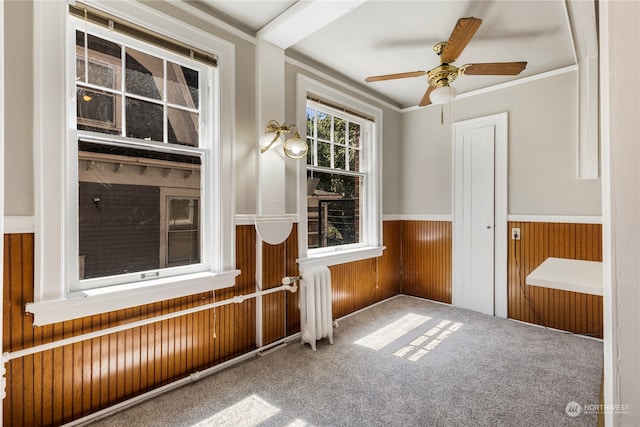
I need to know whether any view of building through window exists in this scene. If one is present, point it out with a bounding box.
[306,105,363,249]
[75,28,205,283]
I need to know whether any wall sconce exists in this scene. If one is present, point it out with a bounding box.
[259,120,308,159]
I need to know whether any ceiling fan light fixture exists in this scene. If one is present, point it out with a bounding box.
[429,85,458,105]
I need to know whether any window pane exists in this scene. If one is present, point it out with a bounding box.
[167,62,199,108]
[126,97,163,141]
[76,31,121,89]
[306,108,315,137]
[126,48,163,100]
[349,123,361,148]
[306,137,314,165]
[79,181,160,279]
[349,147,360,172]
[168,231,199,266]
[77,88,122,135]
[168,107,199,147]
[335,145,346,170]
[316,111,331,141]
[306,170,361,248]
[335,117,346,144]
[167,198,199,266]
[317,142,331,168]
[78,142,201,280]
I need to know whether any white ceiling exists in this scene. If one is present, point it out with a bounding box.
[195,1,581,109]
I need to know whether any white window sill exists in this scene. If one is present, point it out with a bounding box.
[25,269,240,326]
[297,246,385,270]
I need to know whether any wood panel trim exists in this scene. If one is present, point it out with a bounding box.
[507,221,603,338]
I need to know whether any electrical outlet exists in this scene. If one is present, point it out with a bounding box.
[511,227,521,240]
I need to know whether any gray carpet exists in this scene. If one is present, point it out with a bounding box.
[88,296,603,427]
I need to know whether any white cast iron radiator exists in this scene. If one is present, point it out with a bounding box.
[300,266,334,351]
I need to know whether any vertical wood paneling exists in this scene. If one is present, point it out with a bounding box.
[401,221,452,303]
[329,258,378,319]
[377,221,402,300]
[3,228,259,426]
[261,237,286,346]
[285,224,301,336]
[507,221,603,338]
[3,221,404,426]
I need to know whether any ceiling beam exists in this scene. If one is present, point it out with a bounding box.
[257,0,367,49]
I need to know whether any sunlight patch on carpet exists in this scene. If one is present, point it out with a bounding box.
[394,321,463,361]
[354,313,431,350]
[284,419,312,426]
[192,394,280,427]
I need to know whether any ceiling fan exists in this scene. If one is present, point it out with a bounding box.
[365,17,527,107]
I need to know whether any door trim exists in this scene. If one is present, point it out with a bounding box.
[452,112,508,318]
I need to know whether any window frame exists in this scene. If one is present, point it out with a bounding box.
[27,0,238,326]
[69,17,212,291]
[306,100,367,252]
[296,75,384,269]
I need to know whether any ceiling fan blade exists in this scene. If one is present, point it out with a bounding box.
[440,17,482,64]
[365,71,427,82]
[418,85,435,107]
[461,62,527,75]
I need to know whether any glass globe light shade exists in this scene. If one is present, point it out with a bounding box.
[283,134,308,159]
[259,131,280,152]
[429,85,458,105]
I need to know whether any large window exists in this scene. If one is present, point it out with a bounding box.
[296,75,383,268]
[26,1,237,326]
[71,17,211,291]
[306,102,364,249]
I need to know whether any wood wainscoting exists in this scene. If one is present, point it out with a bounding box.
[2,219,601,425]
[330,221,402,319]
[401,220,452,303]
[396,219,603,338]
[2,221,401,426]
[507,221,603,338]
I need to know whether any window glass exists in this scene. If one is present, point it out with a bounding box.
[306,105,365,250]
[167,62,199,108]
[76,31,122,89]
[126,48,163,100]
[167,107,199,147]
[73,25,208,289]
[125,97,164,141]
[167,198,200,267]
[77,88,122,134]
[78,141,202,280]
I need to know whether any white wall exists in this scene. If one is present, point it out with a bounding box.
[3,0,34,216]
[401,70,602,217]
[401,105,453,215]
[601,1,640,425]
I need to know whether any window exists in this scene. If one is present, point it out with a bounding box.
[296,75,383,268]
[71,17,210,291]
[160,188,201,268]
[27,1,237,326]
[306,103,364,249]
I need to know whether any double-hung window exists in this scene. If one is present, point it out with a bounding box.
[27,2,237,325]
[71,16,211,290]
[306,101,365,249]
[296,75,384,268]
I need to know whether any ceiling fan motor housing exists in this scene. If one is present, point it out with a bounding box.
[427,64,459,88]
